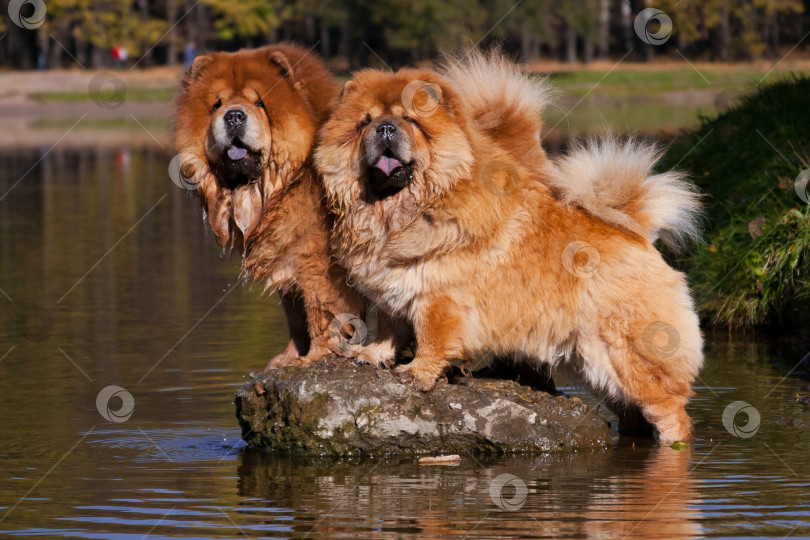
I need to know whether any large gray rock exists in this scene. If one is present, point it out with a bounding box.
[235,357,610,455]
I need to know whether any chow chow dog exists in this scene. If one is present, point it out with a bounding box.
[315,51,703,443]
[173,43,365,368]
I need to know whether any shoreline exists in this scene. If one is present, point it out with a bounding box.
[1,61,807,149]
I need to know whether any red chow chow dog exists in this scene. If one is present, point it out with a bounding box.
[173,43,365,368]
[316,51,703,443]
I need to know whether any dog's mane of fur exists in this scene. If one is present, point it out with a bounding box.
[442,49,702,250]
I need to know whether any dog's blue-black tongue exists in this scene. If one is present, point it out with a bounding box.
[227,145,248,160]
[374,155,403,176]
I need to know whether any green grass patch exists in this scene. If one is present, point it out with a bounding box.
[542,68,802,97]
[32,117,170,131]
[660,75,810,332]
[29,87,174,103]
[544,101,715,134]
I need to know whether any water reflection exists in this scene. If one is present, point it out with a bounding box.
[233,446,702,539]
[1,146,809,539]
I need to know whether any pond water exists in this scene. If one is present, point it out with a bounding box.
[1,146,809,539]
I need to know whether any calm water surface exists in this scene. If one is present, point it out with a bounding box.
[1,147,809,539]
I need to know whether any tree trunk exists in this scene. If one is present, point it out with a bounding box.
[37,27,49,69]
[48,28,63,68]
[8,23,34,69]
[598,0,609,58]
[76,39,88,69]
[282,20,293,41]
[565,25,577,63]
[194,1,207,49]
[305,15,316,42]
[339,4,352,68]
[138,0,151,66]
[768,12,779,58]
[584,39,594,64]
[91,43,105,69]
[166,0,178,66]
[320,19,331,58]
[520,22,532,63]
[532,34,541,59]
[718,6,730,62]
[620,0,633,52]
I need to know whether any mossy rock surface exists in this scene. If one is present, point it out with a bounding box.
[235,357,610,456]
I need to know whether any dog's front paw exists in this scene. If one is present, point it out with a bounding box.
[262,353,317,372]
[394,364,439,391]
[252,354,295,376]
[355,344,397,369]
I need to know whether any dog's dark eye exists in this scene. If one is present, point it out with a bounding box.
[402,115,425,134]
[402,115,420,128]
[357,114,371,130]
[210,99,221,114]
[256,99,266,110]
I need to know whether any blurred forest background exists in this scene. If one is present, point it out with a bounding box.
[1,0,809,70]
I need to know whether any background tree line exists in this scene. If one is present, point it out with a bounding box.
[1,0,808,70]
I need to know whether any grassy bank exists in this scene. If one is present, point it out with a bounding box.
[545,67,782,97]
[29,87,174,103]
[660,75,810,332]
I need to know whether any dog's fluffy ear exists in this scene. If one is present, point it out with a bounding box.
[182,55,213,89]
[341,80,358,98]
[270,51,304,91]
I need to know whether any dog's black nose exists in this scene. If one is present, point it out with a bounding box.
[224,109,245,126]
[376,122,396,140]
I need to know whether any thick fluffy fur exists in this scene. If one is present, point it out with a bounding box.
[316,53,704,443]
[548,138,703,248]
[440,49,550,176]
[174,44,364,368]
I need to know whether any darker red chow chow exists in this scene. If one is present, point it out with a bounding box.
[173,43,364,368]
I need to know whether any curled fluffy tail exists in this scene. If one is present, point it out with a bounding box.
[548,138,703,249]
[440,48,551,169]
